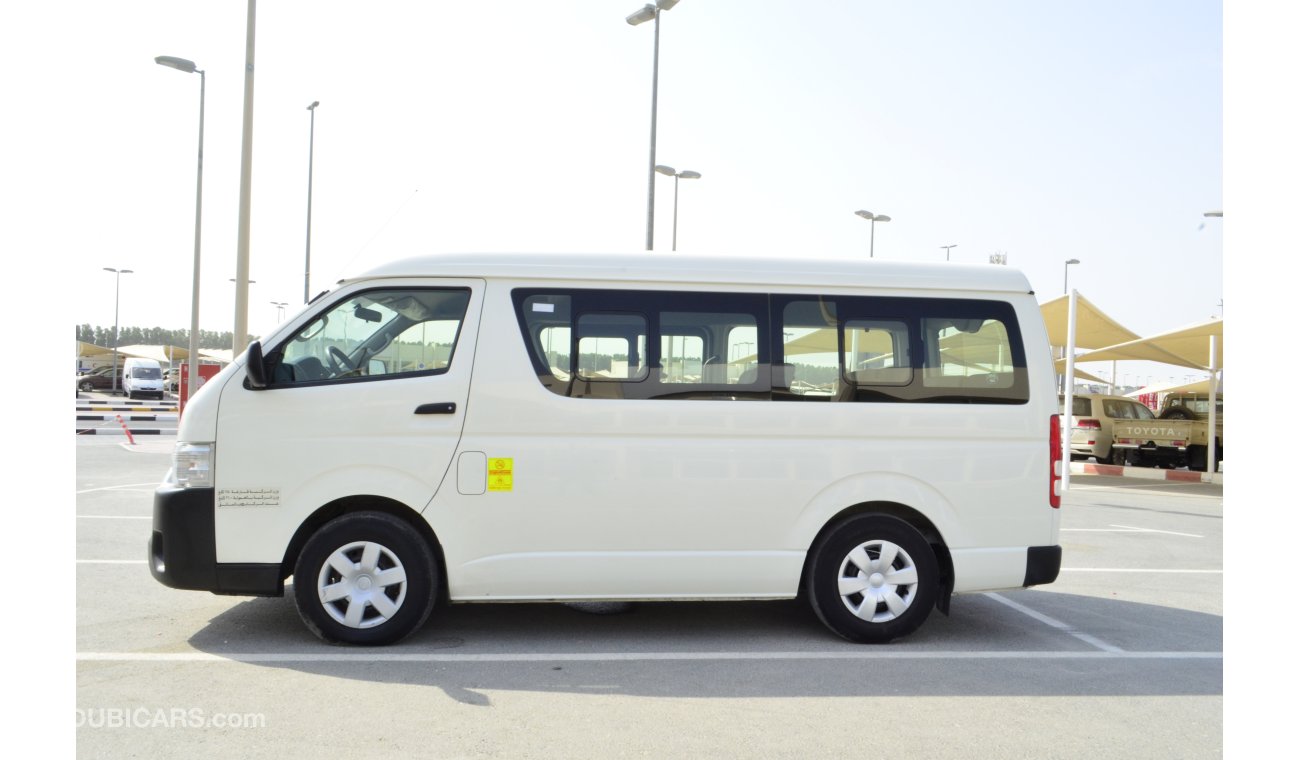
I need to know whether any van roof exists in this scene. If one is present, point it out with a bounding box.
[347,252,1034,295]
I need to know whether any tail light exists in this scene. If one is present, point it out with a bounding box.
[1050,414,1062,509]
[1073,418,1100,445]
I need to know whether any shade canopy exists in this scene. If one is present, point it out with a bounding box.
[1039,292,1142,349]
[1124,378,1223,398]
[1074,318,1223,371]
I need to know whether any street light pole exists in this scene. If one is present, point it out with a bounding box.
[103,268,133,394]
[271,301,287,322]
[304,100,319,303]
[655,165,701,251]
[155,55,205,406]
[854,210,891,258]
[233,0,258,357]
[941,244,957,261]
[1063,258,1080,294]
[627,0,682,251]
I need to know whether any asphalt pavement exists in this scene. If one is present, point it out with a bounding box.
[73,437,1223,759]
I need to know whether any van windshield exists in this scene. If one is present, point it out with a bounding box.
[132,367,162,379]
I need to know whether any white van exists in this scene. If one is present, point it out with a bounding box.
[122,357,165,400]
[150,253,1062,645]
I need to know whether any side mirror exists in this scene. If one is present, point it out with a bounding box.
[245,340,268,389]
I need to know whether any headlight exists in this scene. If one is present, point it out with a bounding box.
[172,442,214,488]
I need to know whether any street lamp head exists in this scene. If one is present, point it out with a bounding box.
[655,164,677,176]
[873,214,891,223]
[103,267,134,274]
[1065,258,1080,265]
[1203,210,1223,218]
[678,170,701,179]
[855,210,874,220]
[626,4,656,25]
[308,101,320,111]
[657,0,681,9]
[155,56,198,74]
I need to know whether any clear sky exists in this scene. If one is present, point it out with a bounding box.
[25,0,1222,369]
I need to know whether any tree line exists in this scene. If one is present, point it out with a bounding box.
[77,324,246,350]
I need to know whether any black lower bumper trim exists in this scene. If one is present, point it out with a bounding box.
[150,486,282,597]
[1024,545,1062,587]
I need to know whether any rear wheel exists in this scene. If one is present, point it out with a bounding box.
[806,515,939,643]
[293,511,437,645]
[1160,406,1195,420]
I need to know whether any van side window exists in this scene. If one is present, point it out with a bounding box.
[919,312,1028,403]
[270,288,470,386]
[577,314,648,382]
[515,289,1025,404]
[661,311,759,386]
[844,320,911,386]
[778,299,839,400]
[515,289,769,400]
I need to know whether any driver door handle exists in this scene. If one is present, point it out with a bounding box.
[414,402,457,415]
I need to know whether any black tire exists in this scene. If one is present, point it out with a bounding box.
[806,515,939,643]
[1186,445,1208,472]
[1159,406,1195,420]
[293,511,438,645]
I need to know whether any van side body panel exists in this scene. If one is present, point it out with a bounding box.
[422,276,1058,601]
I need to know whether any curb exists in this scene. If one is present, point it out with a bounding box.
[1070,461,1223,485]
[76,406,179,413]
[77,414,176,422]
[76,428,166,436]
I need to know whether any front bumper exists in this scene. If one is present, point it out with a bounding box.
[149,485,282,596]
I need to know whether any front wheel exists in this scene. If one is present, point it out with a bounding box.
[806,515,939,643]
[293,511,438,645]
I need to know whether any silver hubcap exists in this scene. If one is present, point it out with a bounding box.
[317,541,408,629]
[836,539,919,623]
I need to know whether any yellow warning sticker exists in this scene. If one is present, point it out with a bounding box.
[488,457,514,492]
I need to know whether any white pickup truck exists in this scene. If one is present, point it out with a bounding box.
[1110,392,1223,471]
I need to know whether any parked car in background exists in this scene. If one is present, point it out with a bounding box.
[1059,393,1157,464]
[76,366,123,394]
[123,357,165,400]
[1111,392,1224,471]
[163,369,179,392]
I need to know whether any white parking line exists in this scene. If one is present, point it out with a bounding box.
[76,483,160,494]
[984,592,1124,653]
[1060,568,1221,574]
[1062,526,1204,538]
[77,515,151,520]
[75,650,1222,663]
[77,560,147,565]
[1110,524,1205,538]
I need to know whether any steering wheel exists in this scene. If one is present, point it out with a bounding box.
[327,346,356,375]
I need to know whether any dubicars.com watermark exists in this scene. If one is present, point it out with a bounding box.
[77,707,266,730]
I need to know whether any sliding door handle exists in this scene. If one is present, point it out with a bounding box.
[414,402,457,415]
